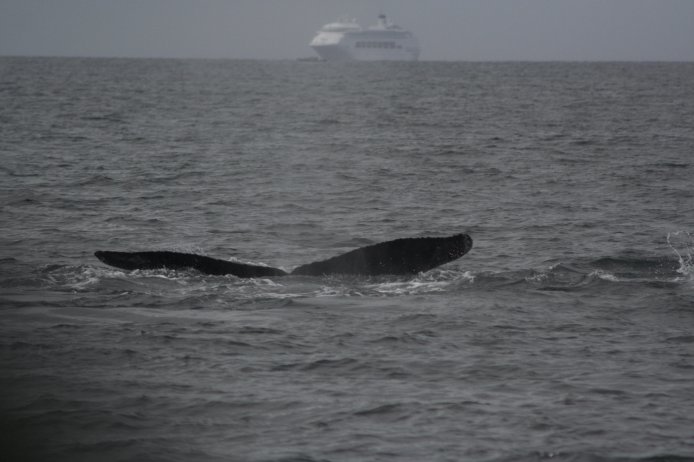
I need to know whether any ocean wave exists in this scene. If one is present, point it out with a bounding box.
[492,452,694,462]
[9,248,689,311]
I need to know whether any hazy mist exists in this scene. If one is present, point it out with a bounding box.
[1,0,693,61]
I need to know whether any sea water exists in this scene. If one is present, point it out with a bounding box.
[1,58,693,461]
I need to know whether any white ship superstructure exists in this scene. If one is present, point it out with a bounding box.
[310,14,420,61]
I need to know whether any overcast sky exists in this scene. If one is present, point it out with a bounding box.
[1,0,693,61]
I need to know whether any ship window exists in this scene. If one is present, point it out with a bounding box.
[355,41,401,49]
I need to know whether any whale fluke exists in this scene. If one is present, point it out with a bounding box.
[94,233,472,278]
[94,250,288,277]
[291,233,472,276]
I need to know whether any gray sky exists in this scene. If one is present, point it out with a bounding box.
[1,0,693,61]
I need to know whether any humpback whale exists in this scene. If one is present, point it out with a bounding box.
[95,233,472,278]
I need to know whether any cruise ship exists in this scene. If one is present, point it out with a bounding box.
[309,14,420,61]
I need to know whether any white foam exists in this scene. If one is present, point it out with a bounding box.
[667,230,693,278]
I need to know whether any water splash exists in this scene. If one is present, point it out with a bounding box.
[667,231,693,278]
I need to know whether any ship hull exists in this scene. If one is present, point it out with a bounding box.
[311,43,420,61]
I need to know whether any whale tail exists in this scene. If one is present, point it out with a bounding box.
[94,250,288,277]
[94,233,472,278]
[291,233,472,276]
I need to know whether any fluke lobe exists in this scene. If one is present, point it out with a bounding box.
[95,233,472,278]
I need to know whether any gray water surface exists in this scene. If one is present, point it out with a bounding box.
[1,58,693,461]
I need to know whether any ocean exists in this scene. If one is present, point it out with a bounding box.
[0,57,693,462]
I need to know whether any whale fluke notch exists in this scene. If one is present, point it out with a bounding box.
[94,233,472,278]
